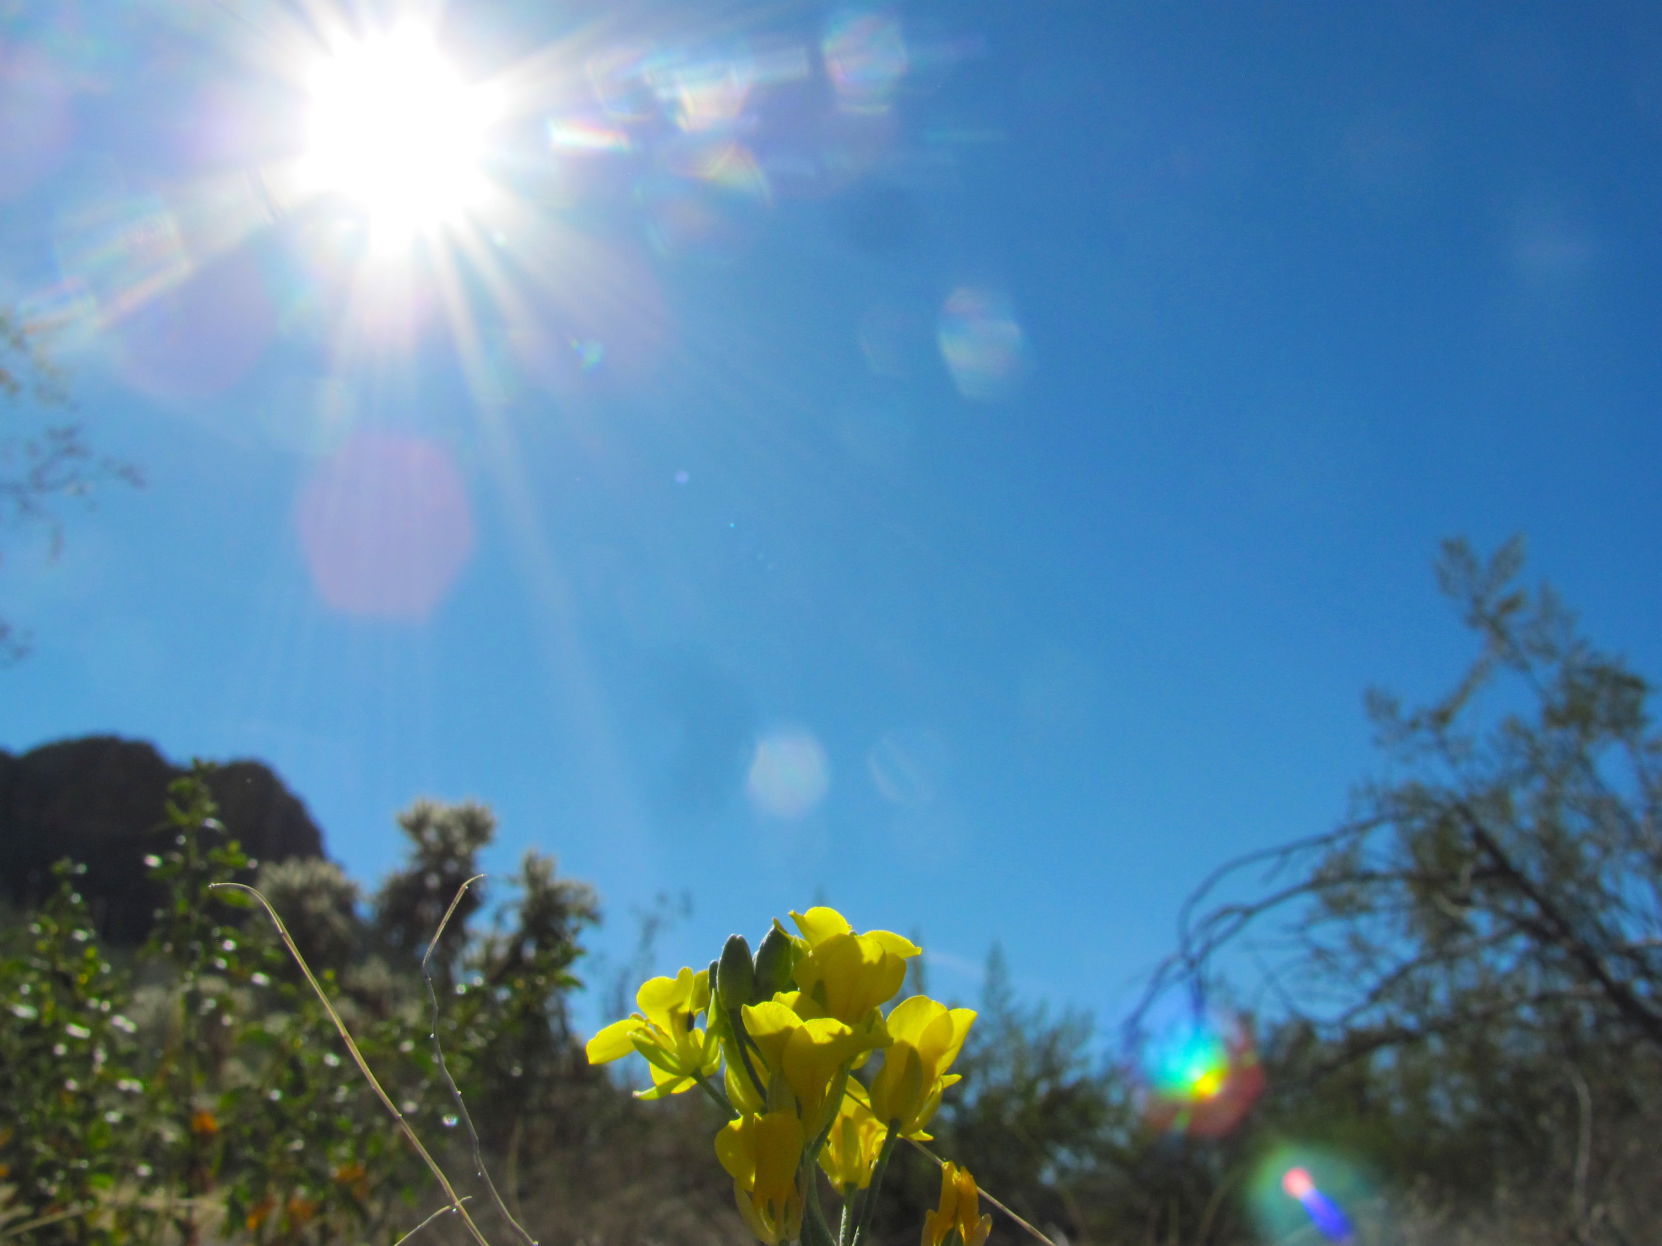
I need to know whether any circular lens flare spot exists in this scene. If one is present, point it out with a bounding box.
[1281,1167,1316,1201]
[1136,1012,1264,1139]
[111,249,275,405]
[746,729,830,819]
[1148,1022,1228,1099]
[938,286,1028,401]
[823,10,909,114]
[1251,1149,1371,1244]
[298,23,500,243]
[295,433,475,620]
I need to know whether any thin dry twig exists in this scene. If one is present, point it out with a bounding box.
[210,881,495,1246]
[420,874,538,1246]
[905,1138,1060,1246]
[392,1196,474,1246]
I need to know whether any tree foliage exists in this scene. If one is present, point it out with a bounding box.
[1148,538,1662,1054]
[1135,537,1662,1240]
[8,539,1662,1243]
[934,945,1125,1241]
[0,778,649,1246]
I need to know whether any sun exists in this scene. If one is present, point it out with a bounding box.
[297,22,502,243]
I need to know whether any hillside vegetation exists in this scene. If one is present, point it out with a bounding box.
[4,541,1659,1245]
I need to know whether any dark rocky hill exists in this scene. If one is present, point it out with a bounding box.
[0,735,326,943]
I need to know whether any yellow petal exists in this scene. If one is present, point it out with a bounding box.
[922,1163,963,1246]
[939,1008,977,1067]
[886,999,975,1077]
[820,1096,886,1194]
[717,1111,805,1227]
[797,933,908,1023]
[867,928,922,958]
[751,1111,806,1199]
[637,1068,695,1100]
[885,995,945,1044]
[742,999,803,1074]
[716,1116,757,1184]
[870,1042,925,1128]
[584,1016,641,1064]
[636,967,698,1026]
[791,906,853,945]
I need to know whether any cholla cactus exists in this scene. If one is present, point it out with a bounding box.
[587,906,985,1246]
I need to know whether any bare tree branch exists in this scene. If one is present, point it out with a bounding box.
[0,309,142,663]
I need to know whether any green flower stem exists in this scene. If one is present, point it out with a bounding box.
[801,1164,838,1246]
[693,1076,733,1116]
[850,1123,899,1246]
[837,1187,866,1246]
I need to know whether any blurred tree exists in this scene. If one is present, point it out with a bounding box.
[932,945,1127,1243]
[456,851,602,1155]
[1147,537,1662,1054]
[372,798,495,981]
[0,309,141,662]
[253,855,364,973]
[1135,537,1662,1239]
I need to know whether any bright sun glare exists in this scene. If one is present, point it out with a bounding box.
[299,24,500,242]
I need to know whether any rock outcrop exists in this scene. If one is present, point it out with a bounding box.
[0,735,326,943]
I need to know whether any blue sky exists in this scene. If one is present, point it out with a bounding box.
[4,0,1661,1042]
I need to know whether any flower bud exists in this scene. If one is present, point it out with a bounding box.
[718,934,755,1012]
[752,925,796,1000]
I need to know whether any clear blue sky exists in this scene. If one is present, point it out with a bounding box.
[4,0,1661,1041]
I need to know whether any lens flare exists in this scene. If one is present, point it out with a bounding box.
[937,286,1028,401]
[548,119,634,154]
[641,136,772,258]
[1279,1166,1354,1240]
[1250,1149,1371,1244]
[746,729,831,819]
[52,188,190,330]
[1135,1012,1264,1138]
[660,57,754,132]
[823,10,909,114]
[295,433,475,620]
[1148,1021,1227,1098]
[866,726,947,808]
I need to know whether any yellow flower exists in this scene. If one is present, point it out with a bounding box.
[715,1111,806,1246]
[868,995,976,1137]
[922,1163,992,1246]
[819,1094,888,1196]
[789,907,919,1026]
[585,966,720,1098]
[741,1000,883,1136]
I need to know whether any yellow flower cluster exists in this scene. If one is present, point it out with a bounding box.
[586,906,983,1246]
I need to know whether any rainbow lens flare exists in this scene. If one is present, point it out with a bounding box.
[937,286,1028,401]
[746,728,831,819]
[1135,1012,1264,1138]
[1281,1167,1354,1242]
[1247,1147,1373,1244]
